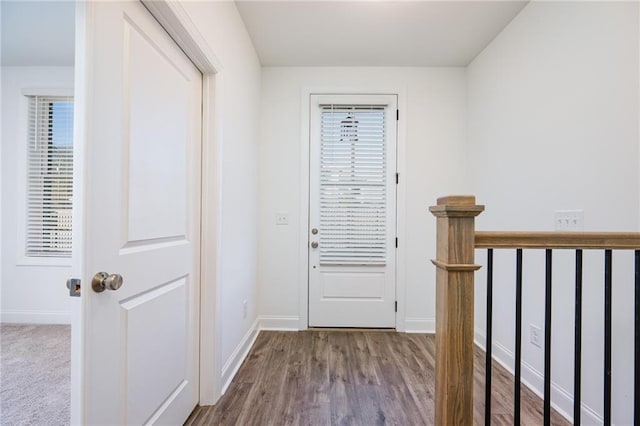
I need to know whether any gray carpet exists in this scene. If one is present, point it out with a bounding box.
[1,324,70,426]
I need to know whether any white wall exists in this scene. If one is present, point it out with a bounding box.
[1,66,74,323]
[468,2,639,423]
[258,67,468,331]
[180,2,262,390]
[0,7,3,327]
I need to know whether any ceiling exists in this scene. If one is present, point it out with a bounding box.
[1,1,75,66]
[235,1,529,67]
[0,1,528,68]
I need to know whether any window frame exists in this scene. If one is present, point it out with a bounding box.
[16,88,74,266]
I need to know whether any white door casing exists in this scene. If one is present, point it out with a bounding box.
[308,94,397,328]
[77,2,202,424]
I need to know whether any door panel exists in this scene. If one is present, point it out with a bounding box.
[122,277,187,425]
[320,271,385,298]
[308,94,397,328]
[125,17,188,243]
[79,2,202,424]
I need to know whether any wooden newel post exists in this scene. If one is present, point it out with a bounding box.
[429,195,484,425]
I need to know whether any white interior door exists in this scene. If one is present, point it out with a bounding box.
[76,2,202,424]
[308,94,397,328]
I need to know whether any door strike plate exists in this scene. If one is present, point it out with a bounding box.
[66,278,81,297]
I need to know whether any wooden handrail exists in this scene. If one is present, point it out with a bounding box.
[431,196,640,425]
[476,231,640,250]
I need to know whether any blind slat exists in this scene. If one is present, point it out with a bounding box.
[26,95,74,258]
[318,107,387,265]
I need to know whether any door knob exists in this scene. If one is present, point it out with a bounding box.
[310,241,319,249]
[92,272,124,293]
[311,228,318,235]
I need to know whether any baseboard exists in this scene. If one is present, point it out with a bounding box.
[1,310,71,324]
[474,329,487,351]
[220,318,259,395]
[258,315,300,331]
[474,329,602,425]
[403,317,435,333]
[257,314,434,333]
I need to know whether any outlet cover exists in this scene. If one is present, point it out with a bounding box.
[530,324,542,348]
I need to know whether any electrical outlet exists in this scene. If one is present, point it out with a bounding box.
[243,300,247,319]
[275,211,289,225]
[530,324,542,348]
[554,210,584,231]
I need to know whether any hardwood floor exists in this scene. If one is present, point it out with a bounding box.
[186,330,571,426]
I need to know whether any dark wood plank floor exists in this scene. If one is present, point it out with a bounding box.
[186,330,571,426]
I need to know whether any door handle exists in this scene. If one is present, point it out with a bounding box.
[92,272,124,293]
[310,241,319,249]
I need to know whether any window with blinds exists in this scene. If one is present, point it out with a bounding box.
[319,105,387,265]
[26,95,74,258]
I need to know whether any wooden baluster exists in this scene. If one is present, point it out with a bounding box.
[430,195,484,425]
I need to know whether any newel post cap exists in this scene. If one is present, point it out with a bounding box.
[429,195,484,218]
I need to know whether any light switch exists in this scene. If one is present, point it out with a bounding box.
[276,212,289,225]
[554,210,584,231]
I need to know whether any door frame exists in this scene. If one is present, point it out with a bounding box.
[298,87,408,331]
[71,2,225,423]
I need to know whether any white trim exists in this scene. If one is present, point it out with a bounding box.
[394,86,408,332]
[15,257,72,267]
[71,2,91,424]
[218,317,302,397]
[140,0,224,407]
[198,72,225,406]
[220,318,260,395]
[299,90,311,330]
[299,86,407,331]
[140,0,223,73]
[15,88,75,268]
[474,330,602,425]
[259,315,300,331]
[404,317,435,334]
[1,309,71,324]
[21,88,74,97]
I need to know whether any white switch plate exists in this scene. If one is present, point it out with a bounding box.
[554,210,584,231]
[276,211,289,225]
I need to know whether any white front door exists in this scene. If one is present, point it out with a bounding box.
[77,2,202,424]
[308,94,397,328]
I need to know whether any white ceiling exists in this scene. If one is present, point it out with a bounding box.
[0,1,528,68]
[1,1,75,67]
[235,0,528,67]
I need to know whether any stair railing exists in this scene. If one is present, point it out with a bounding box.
[430,195,640,425]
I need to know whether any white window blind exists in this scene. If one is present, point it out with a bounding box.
[26,95,74,258]
[319,105,387,265]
